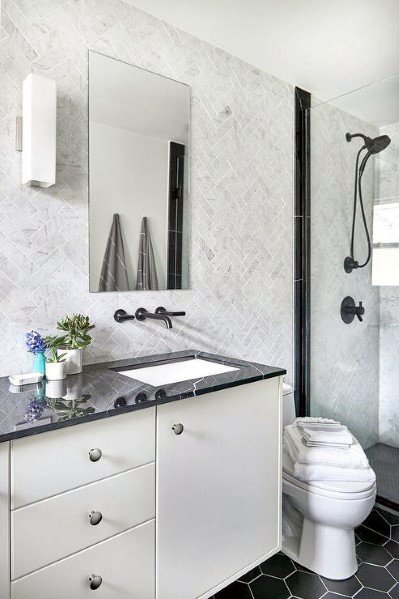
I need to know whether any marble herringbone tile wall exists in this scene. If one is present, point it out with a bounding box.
[310,100,380,449]
[0,0,294,378]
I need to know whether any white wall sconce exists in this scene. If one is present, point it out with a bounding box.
[19,73,57,188]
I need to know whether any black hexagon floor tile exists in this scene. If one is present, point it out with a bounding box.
[390,583,399,598]
[386,541,399,560]
[387,560,399,580]
[286,570,327,599]
[260,552,295,578]
[250,575,290,599]
[355,589,391,598]
[214,581,252,599]
[322,594,352,599]
[239,565,261,583]
[357,563,396,592]
[321,573,362,596]
[364,511,392,538]
[357,542,393,566]
[392,528,399,543]
[356,526,390,546]
[377,509,399,526]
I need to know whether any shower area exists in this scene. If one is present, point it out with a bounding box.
[302,75,399,509]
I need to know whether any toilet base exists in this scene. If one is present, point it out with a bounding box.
[283,517,358,580]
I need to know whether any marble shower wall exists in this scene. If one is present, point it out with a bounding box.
[378,121,399,448]
[0,0,294,378]
[310,100,380,449]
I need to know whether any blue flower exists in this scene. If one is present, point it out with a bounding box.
[25,331,47,355]
[25,399,45,422]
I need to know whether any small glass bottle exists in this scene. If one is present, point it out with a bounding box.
[33,351,46,375]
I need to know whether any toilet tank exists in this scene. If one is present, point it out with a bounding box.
[283,384,296,428]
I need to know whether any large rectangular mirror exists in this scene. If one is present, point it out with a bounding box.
[89,52,190,292]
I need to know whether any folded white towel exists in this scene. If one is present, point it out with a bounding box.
[292,462,376,484]
[296,417,343,429]
[296,417,353,447]
[300,426,353,447]
[284,424,370,469]
[295,417,339,426]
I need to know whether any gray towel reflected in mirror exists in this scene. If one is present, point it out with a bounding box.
[136,217,159,291]
[98,214,129,292]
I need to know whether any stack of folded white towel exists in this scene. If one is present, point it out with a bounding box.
[284,417,376,484]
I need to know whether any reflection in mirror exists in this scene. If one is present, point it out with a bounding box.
[89,52,190,292]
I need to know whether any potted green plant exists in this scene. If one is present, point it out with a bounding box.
[45,337,67,381]
[52,315,95,375]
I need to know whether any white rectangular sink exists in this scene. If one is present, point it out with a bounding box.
[117,358,240,386]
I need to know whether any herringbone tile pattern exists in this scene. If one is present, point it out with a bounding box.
[0,0,294,378]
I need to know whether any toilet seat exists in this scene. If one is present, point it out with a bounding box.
[282,450,376,500]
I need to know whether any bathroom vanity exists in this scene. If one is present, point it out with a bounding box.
[0,351,285,599]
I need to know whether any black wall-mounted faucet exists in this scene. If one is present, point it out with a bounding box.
[341,297,365,324]
[135,307,186,329]
[114,307,186,328]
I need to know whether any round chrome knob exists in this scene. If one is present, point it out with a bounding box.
[89,511,103,526]
[89,574,102,590]
[89,448,102,462]
[172,423,184,435]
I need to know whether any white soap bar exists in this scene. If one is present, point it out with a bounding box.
[8,372,44,386]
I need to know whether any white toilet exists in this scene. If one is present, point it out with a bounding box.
[281,385,376,580]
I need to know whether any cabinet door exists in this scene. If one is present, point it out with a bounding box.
[156,378,282,599]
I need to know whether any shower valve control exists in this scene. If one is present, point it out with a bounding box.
[341,296,365,324]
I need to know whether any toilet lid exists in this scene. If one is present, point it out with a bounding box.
[282,450,376,496]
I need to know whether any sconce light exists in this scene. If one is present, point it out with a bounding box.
[19,73,56,188]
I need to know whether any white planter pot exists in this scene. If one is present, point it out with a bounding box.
[45,378,67,398]
[64,374,83,400]
[59,349,82,375]
[46,362,66,381]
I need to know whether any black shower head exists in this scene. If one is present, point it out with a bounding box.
[346,131,391,154]
[367,134,391,154]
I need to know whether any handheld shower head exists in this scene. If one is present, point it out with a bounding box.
[344,131,392,273]
[346,132,391,155]
[367,134,391,155]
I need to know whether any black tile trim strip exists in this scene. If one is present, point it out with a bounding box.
[377,495,399,514]
[294,87,311,418]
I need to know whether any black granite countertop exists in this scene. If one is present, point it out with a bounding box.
[0,350,286,443]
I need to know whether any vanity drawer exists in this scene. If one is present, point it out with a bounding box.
[11,408,155,508]
[12,462,155,579]
[12,519,155,599]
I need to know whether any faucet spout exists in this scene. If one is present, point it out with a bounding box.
[135,308,173,329]
[157,314,173,329]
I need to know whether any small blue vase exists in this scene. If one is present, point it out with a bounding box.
[33,352,46,375]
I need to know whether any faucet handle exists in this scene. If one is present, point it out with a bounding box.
[155,307,186,317]
[357,301,365,322]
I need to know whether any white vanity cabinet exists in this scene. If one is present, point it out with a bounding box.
[1,375,283,599]
[156,378,282,599]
